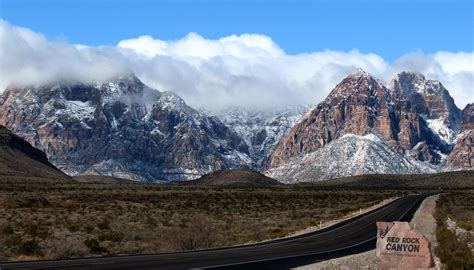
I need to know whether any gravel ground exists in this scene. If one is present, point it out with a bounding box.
[295,194,441,270]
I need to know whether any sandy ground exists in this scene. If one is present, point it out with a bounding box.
[295,194,441,270]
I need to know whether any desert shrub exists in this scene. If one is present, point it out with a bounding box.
[0,180,402,260]
[51,240,88,259]
[1,223,14,235]
[25,222,49,239]
[98,231,124,242]
[5,235,22,246]
[84,238,108,254]
[434,194,474,270]
[97,219,110,230]
[18,239,42,256]
[64,220,81,233]
[170,214,218,251]
[83,225,95,233]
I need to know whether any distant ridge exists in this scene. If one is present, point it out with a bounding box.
[191,168,281,186]
[0,125,71,181]
[73,175,137,184]
[311,171,474,189]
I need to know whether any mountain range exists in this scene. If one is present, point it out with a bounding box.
[0,69,472,182]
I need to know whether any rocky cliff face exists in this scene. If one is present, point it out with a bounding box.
[265,70,468,182]
[389,71,462,144]
[446,104,473,169]
[265,70,443,171]
[459,103,474,132]
[0,76,251,181]
[213,106,307,169]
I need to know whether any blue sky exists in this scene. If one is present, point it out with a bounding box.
[0,0,472,60]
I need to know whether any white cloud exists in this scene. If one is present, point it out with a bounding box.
[0,20,128,89]
[1,20,473,111]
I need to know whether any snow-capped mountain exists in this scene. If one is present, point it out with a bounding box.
[389,71,462,144]
[0,70,471,183]
[265,70,472,182]
[0,75,251,181]
[266,133,437,183]
[209,106,309,168]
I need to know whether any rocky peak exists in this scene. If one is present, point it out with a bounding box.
[389,71,426,95]
[460,103,474,132]
[326,69,389,103]
[265,70,446,171]
[265,70,403,169]
[389,71,462,144]
[347,68,372,78]
[0,75,251,181]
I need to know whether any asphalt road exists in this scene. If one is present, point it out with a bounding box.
[0,192,433,270]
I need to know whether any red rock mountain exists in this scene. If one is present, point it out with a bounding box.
[0,70,471,183]
[0,76,250,181]
[389,71,462,144]
[446,103,473,169]
[265,70,444,171]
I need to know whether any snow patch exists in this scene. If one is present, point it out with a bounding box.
[266,133,439,183]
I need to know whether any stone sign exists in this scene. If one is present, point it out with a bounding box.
[376,221,434,268]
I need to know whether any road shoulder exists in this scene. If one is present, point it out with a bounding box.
[295,194,441,270]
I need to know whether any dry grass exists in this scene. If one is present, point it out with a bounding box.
[312,171,474,189]
[0,179,403,262]
[434,191,474,270]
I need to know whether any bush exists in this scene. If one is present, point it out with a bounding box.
[98,231,123,242]
[84,225,95,233]
[97,220,110,230]
[84,238,108,254]
[19,239,42,256]
[1,223,14,235]
[25,222,49,239]
[434,194,474,270]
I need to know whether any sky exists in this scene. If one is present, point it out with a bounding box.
[1,0,473,60]
[0,0,473,110]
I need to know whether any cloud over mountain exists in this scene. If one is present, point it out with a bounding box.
[1,20,472,111]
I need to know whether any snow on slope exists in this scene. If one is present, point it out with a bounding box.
[423,116,457,145]
[266,133,438,183]
[210,106,310,168]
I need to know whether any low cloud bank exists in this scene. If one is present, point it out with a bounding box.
[1,20,472,111]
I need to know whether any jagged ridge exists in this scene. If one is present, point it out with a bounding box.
[0,76,251,181]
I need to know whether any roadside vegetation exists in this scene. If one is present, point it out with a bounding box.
[434,191,474,270]
[0,179,404,261]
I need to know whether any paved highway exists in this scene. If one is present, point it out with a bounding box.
[0,193,433,270]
